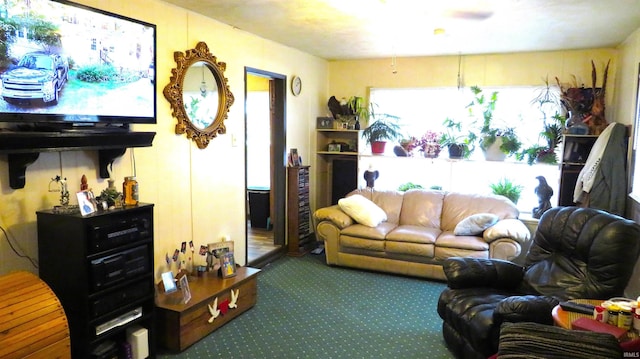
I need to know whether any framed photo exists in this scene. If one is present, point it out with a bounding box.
[179,274,191,304]
[77,190,96,216]
[207,241,234,271]
[327,143,341,152]
[287,148,302,166]
[160,271,177,293]
[220,252,237,278]
[316,116,334,129]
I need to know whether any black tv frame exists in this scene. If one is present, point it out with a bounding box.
[0,0,157,129]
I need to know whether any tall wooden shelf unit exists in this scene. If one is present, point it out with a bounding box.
[558,134,598,206]
[287,166,314,255]
[316,129,360,208]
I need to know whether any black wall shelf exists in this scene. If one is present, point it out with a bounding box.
[0,131,155,189]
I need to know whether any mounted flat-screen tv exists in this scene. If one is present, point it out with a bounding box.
[0,0,156,129]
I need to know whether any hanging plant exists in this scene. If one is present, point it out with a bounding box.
[466,86,521,158]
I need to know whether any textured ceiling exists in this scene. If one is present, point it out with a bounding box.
[163,0,640,60]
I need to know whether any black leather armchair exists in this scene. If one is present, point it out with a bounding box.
[437,207,640,359]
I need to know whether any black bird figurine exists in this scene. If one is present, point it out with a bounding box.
[364,166,379,188]
[533,175,553,219]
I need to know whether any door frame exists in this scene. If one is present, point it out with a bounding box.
[244,67,287,266]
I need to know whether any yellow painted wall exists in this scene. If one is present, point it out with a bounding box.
[328,49,619,124]
[0,0,329,280]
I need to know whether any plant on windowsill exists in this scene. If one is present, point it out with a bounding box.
[361,104,402,154]
[417,130,442,158]
[517,80,567,165]
[489,177,523,204]
[346,96,368,130]
[439,117,473,159]
[467,86,521,161]
[517,113,567,165]
[398,136,419,156]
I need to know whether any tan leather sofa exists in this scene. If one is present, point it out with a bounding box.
[313,189,531,280]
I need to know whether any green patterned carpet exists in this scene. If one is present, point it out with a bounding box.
[157,253,455,359]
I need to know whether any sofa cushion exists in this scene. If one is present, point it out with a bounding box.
[338,194,387,227]
[454,213,499,235]
[385,241,434,257]
[348,189,404,224]
[340,235,386,251]
[437,232,490,251]
[386,225,440,244]
[341,222,395,240]
[398,189,445,228]
[441,192,519,232]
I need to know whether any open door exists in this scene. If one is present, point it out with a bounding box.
[245,68,287,267]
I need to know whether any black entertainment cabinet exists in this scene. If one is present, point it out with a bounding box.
[37,203,156,359]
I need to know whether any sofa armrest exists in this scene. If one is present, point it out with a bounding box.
[483,219,530,245]
[313,205,354,229]
[494,295,559,324]
[443,257,525,290]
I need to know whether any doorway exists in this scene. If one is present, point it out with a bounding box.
[245,68,287,267]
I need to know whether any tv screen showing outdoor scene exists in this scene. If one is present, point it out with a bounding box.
[0,0,156,127]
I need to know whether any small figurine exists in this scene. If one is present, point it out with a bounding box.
[533,175,553,219]
[364,165,379,188]
[80,174,88,191]
[49,175,69,207]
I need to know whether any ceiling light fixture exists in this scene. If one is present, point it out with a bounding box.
[391,55,397,75]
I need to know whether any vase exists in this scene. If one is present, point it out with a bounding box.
[448,144,465,159]
[483,137,506,161]
[422,144,441,158]
[354,117,360,130]
[371,141,386,154]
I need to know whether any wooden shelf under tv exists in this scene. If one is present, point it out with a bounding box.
[0,131,156,189]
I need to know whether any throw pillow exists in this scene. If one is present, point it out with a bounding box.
[454,213,499,235]
[483,218,530,243]
[338,194,387,227]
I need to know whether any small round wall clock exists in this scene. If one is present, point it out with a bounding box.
[291,76,302,96]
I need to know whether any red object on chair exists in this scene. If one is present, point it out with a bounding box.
[571,317,627,339]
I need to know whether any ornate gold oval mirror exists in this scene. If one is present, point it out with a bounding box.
[163,42,234,149]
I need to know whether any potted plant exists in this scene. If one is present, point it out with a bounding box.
[361,106,401,154]
[439,117,473,159]
[347,96,368,129]
[489,177,523,204]
[517,81,567,165]
[467,86,521,160]
[398,182,424,191]
[398,136,419,156]
[417,130,442,158]
[518,113,566,165]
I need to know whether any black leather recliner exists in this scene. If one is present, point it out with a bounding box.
[437,206,640,359]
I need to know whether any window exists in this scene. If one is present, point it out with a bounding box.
[365,86,562,215]
[370,86,559,151]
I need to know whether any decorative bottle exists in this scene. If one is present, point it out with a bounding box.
[123,176,139,206]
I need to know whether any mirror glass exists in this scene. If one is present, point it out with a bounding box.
[163,42,234,149]
[183,61,219,129]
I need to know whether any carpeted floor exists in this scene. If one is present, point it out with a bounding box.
[157,253,455,359]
